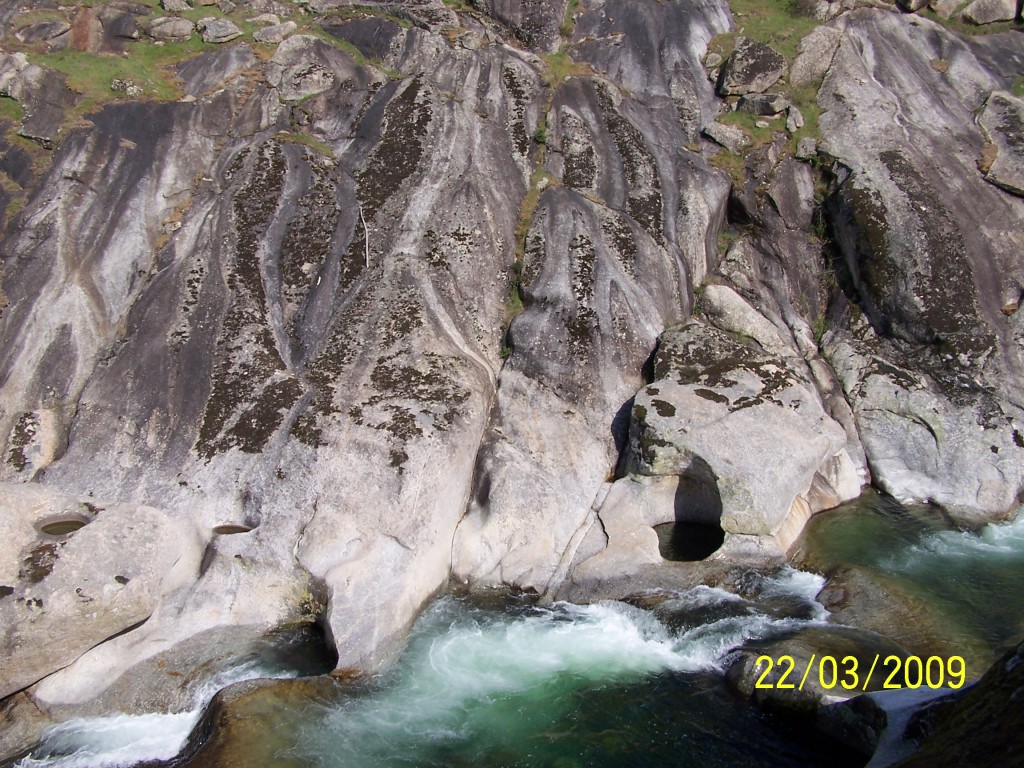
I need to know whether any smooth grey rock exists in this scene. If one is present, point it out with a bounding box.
[703,120,751,153]
[14,20,71,44]
[701,284,792,356]
[738,92,790,115]
[265,35,353,100]
[249,12,281,25]
[791,26,843,88]
[465,0,567,52]
[796,136,818,159]
[825,322,1024,523]
[705,51,723,69]
[0,483,205,700]
[628,321,858,553]
[929,0,962,16]
[146,16,195,41]
[717,37,787,96]
[787,105,805,132]
[161,0,190,11]
[253,21,297,44]
[979,90,1024,197]
[959,0,1016,22]
[200,17,242,44]
[819,13,1024,521]
[897,0,931,10]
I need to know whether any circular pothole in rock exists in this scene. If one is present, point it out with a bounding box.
[35,514,91,537]
[213,524,254,535]
[655,521,725,562]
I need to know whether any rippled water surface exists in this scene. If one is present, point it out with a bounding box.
[796,490,1024,657]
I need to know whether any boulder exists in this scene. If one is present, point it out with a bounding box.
[738,92,790,116]
[959,0,1016,22]
[796,136,818,159]
[790,26,843,88]
[929,0,962,16]
[897,0,931,10]
[703,120,751,153]
[787,105,805,132]
[717,37,787,96]
[264,35,358,101]
[200,18,243,44]
[253,21,297,45]
[727,625,912,712]
[897,640,1024,767]
[627,321,859,555]
[14,21,72,45]
[978,90,1024,197]
[162,0,190,10]
[146,16,195,42]
[249,13,281,25]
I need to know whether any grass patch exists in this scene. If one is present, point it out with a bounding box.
[276,131,334,157]
[1012,76,1024,98]
[560,0,580,37]
[720,0,821,61]
[38,41,206,114]
[716,107,777,148]
[709,149,746,187]
[514,168,555,260]
[539,50,590,85]
[0,98,25,124]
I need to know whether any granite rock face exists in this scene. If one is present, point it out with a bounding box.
[0,0,1022,747]
[819,11,1024,522]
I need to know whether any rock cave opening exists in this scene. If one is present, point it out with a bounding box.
[656,468,725,562]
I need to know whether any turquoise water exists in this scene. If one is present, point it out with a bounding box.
[795,490,1024,660]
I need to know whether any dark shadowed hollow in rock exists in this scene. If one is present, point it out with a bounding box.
[656,461,726,561]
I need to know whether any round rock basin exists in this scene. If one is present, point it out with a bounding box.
[35,515,90,537]
[213,524,254,535]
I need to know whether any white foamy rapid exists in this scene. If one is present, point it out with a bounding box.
[17,660,296,768]
[885,511,1024,570]
[298,589,826,765]
[760,565,831,620]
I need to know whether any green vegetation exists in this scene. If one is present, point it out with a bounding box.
[38,43,204,108]
[560,0,580,38]
[1012,76,1024,98]
[539,50,590,86]
[812,314,828,345]
[708,0,819,61]
[0,98,25,124]
[276,131,335,157]
[514,169,555,260]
